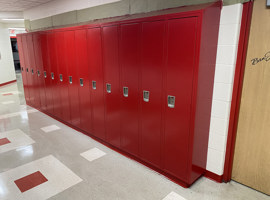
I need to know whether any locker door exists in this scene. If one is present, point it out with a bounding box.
[48,32,62,118]
[87,28,105,139]
[27,34,40,108]
[22,35,31,105]
[164,18,197,180]
[41,33,53,114]
[141,21,165,167]
[65,31,81,127]
[120,23,141,156]
[75,29,92,132]
[33,33,46,111]
[102,25,120,146]
[17,36,29,104]
[56,31,71,123]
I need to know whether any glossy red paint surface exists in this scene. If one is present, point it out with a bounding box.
[140,20,165,167]
[74,29,92,132]
[87,28,105,139]
[55,31,71,124]
[17,2,221,187]
[65,31,81,127]
[102,25,121,147]
[14,171,48,193]
[119,23,141,156]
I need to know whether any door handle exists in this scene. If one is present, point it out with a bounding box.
[143,90,150,102]
[123,87,128,97]
[51,72,54,80]
[60,74,63,82]
[80,78,83,86]
[92,81,96,90]
[69,76,72,84]
[168,95,175,108]
[106,83,111,93]
[44,71,47,78]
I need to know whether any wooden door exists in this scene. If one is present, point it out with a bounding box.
[232,0,270,195]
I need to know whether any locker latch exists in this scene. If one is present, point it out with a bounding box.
[143,90,150,102]
[21,67,24,72]
[168,95,175,108]
[31,69,34,75]
[106,83,111,93]
[51,72,54,80]
[80,78,84,86]
[69,76,72,84]
[60,74,63,82]
[44,71,47,78]
[92,81,96,90]
[26,68,29,73]
[37,70,40,77]
[123,87,128,97]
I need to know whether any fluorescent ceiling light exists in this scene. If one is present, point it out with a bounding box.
[2,18,24,21]
[8,28,25,30]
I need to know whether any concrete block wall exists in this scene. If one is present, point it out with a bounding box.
[206,3,243,175]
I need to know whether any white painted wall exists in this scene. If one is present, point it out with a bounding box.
[0,23,16,84]
[24,0,120,20]
[206,4,243,175]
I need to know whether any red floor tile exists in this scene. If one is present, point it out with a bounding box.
[14,171,48,193]
[0,138,11,146]
[2,93,13,96]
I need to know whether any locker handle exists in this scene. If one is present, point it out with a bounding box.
[143,90,150,102]
[106,83,111,93]
[26,68,29,73]
[123,87,128,97]
[37,70,40,77]
[31,69,34,75]
[51,72,54,80]
[21,67,24,72]
[60,74,63,82]
[92,81,96,90]
[44,71,47,78]
[168,95,175,108]
[80,78,83,86]
[69,76,72,84]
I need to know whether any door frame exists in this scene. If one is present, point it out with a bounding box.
[223,0,254,182]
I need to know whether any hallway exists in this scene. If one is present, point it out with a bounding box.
[0,73,269,200]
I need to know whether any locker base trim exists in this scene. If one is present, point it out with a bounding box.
[204,170,223,183]
[0,80,16,87]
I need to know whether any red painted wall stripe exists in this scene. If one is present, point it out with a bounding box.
[0,138,11,146]
[14,171,48,193]
[0,80,17,87]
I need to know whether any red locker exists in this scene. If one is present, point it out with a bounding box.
[163,18,198,181]
[17,35,30,104]
[140,20,165,167]
[65,31,81,127]
[40,33,53,114]
[119,23,141,156]
[87,28,105,139]
[102,25,121,147]
[33,33,47,111]
[48,32,62,118]
[27,34,41,108]
[55,31,71,124]
[75,29,92,132]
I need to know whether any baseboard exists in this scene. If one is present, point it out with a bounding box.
[0,80,17,87]
[204,170,223,183]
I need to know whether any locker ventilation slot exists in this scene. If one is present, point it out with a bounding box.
[44,71,47,78]
[60,74,63,82]
[51,72,54,80]
[92,81,96,90]
[80,78,83,86]
[123,87,128,97]
[69,76,72,84]
[106,83,111,93]
[168,95,175,108]
[143,91,150,102]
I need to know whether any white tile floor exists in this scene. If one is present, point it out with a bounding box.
[0,73,269,200]
[80,147,107,162]
[41,125,61,133]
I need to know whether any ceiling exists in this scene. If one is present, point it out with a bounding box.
[0,0,53,12]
